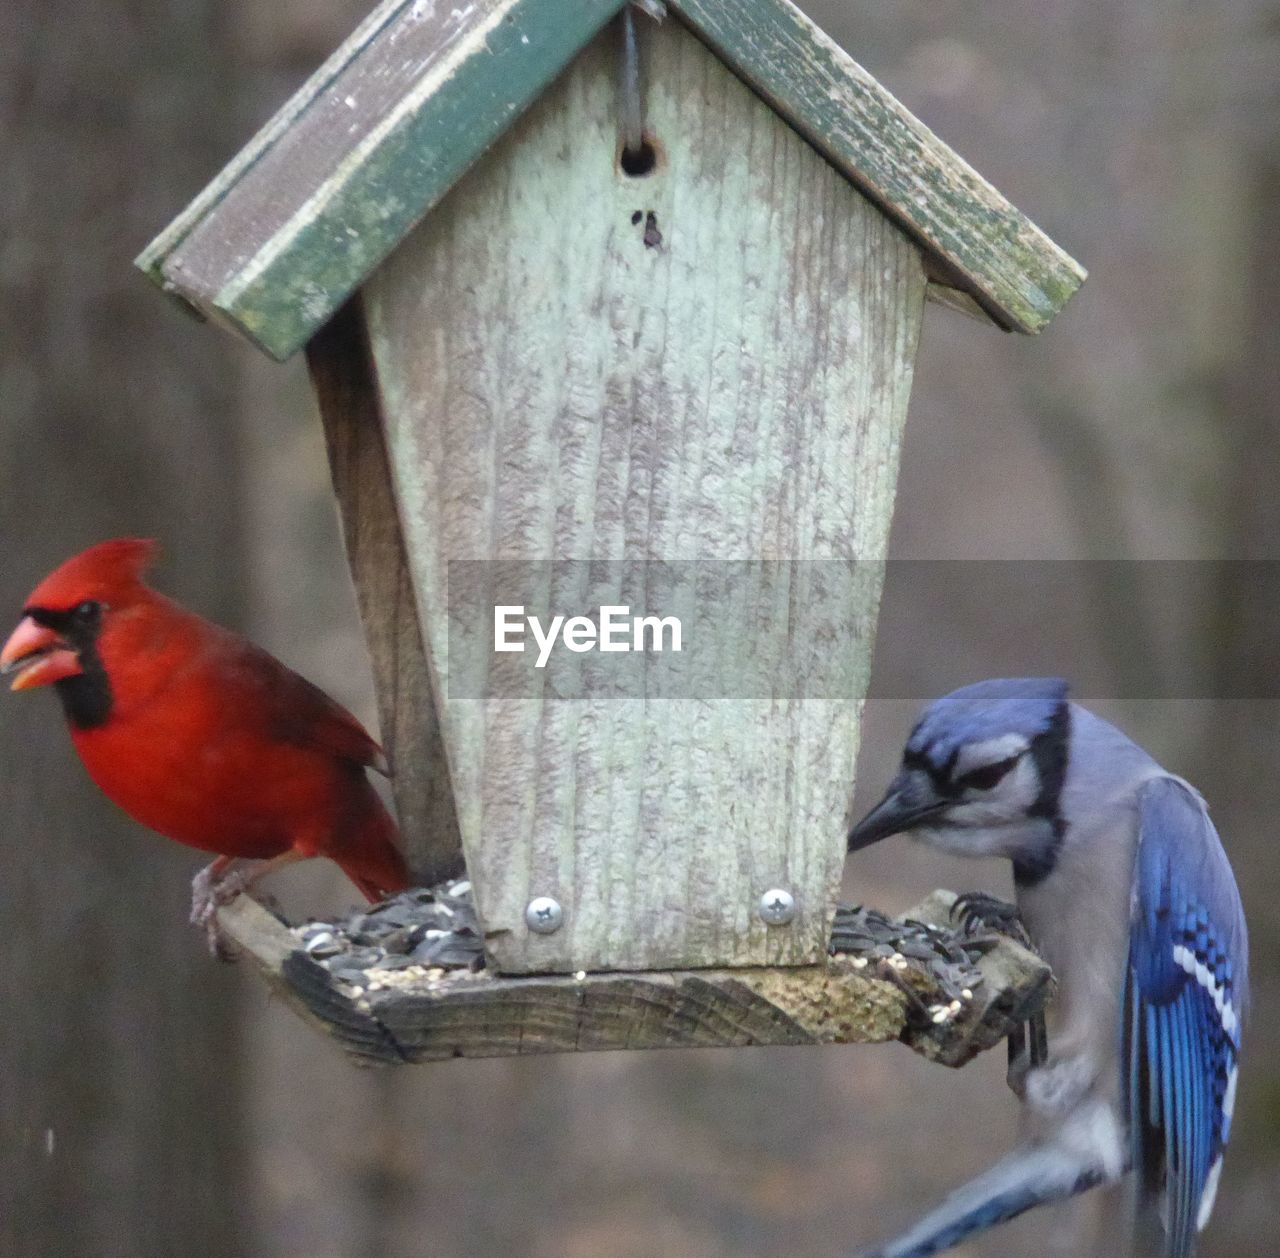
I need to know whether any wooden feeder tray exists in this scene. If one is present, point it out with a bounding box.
[218,888,1052,1068]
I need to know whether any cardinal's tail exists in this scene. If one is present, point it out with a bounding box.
[335,786,411,902]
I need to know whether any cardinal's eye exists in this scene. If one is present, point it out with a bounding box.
[958,755,1021,792]
[73,600,102,623]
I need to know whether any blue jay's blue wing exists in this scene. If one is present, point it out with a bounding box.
[1124,777,1248,1258]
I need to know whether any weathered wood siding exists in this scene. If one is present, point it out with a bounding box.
[307,302,465,886]
[364,19,926,973]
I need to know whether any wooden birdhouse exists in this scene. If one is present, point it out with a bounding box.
[138,0,1078,1058]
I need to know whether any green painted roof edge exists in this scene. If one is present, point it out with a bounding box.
[135,0,418,285]
[667,0,1085,334]
[138,0,1084,359]
[137,0,628,360]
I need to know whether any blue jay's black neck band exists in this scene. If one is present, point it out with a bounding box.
[1014,699,1071,888]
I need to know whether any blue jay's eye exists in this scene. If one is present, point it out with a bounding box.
[958,755,1021,791]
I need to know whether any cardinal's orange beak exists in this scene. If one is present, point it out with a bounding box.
[0,616,82,690]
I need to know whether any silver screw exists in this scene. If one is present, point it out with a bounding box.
[525,896,564,934]
[758,888,797,926]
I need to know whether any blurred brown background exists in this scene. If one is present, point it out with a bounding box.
[2,1,1277,1255]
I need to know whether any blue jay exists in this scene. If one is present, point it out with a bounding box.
[848,679,1247,1258]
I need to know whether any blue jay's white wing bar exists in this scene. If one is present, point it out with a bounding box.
[1124,777,1248,1258]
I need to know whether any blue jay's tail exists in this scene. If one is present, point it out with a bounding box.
[855,1103,1126,1258]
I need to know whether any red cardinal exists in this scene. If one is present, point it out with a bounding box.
[1,539,409,949]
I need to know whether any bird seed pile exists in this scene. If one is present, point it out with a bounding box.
[291,880,485,995]
[290,885,997,1019]
[829,905,992,1027]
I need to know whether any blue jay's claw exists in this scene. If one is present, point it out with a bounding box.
[949,894,1049,1091]
[950,895,1048,1092]
[1005,1011,1049,1095]
[1029,1010,1048,1065]
[951,892,1032,949]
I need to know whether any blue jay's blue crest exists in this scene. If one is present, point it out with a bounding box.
[906,677,1069,774]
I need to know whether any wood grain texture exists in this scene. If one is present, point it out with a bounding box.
[364,20,925,973]
[215,893,1054,1068]
[669,0,1086,332]
[137,0,1081,358]
[307,299,464,885]
[137,0,626,360]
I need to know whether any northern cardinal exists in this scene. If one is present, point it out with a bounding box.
[1,539,410,950]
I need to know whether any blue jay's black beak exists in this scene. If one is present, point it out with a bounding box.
[848,776,947,851]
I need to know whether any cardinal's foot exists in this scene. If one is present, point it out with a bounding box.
[190,859,257,961]
[191,850,309,959]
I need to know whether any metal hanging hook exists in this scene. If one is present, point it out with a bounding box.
[619,8,645,160]
[616,9,640,157]
[619,2,666,164]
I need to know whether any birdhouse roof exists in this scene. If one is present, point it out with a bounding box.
[138,0,1085,361]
